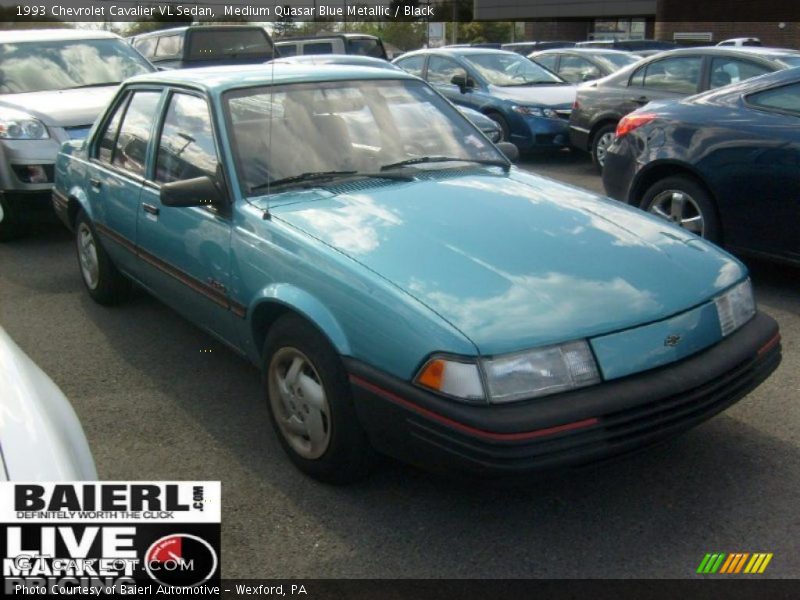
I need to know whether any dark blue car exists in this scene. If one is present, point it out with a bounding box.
[603,67,800,265]
[394,48,575,152]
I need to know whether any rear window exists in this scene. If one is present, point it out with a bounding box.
[304,42,334,55]
[187,28,273,61]
[347,38,386,59]
[155,35,182,58]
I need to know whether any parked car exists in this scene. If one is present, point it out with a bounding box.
[529,48,642,83]
[0,327,97,480]
[394,48,575,151]
[274,33,387,60]
[502,41,576,55]
[575,39,677,53]
[569,46,800,171]
[0,29,154,241]
[718,38,762,47]
[603,68,800,265]
[130,25,276,69]
[269,55,503,142]
[53,64,780,482]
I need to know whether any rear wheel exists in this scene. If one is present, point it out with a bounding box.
[641,175,720,242]
[75,212,130,305]
[263,314,376,484]
[591,123,617,172]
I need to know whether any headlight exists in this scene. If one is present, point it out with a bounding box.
[511,105,559,119]
[415,340,601,404]
[0,108,49,140]
[715,278,755,337]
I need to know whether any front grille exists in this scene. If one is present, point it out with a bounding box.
[408,346,780,470]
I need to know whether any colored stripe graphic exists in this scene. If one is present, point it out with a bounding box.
[699,552,773,574]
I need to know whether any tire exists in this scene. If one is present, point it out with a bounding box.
[641,175,721,243]
[263,314,376,484]
[485,112,510,142]
[74,211,130,305]
[0,194,26,242]
[591,123,617,173]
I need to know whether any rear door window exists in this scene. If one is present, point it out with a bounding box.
[533,54,558,72]
[710,57,772,88]
[641,56,702,94]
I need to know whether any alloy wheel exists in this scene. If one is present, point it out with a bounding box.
[648,190,705,236]
[594,131,615,168]
[77,223,100,290]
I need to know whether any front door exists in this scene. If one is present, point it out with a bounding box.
[87,89,162,275]
[136,91,237,343]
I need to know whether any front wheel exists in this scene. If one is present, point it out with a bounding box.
[486,112,510,142]
[591,123,617,173]
[75,212,130,305]
[263,314,376,484]
[641,175,721,242]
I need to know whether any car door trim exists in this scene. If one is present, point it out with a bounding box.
[94,221,247,318]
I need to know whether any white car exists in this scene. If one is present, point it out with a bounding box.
[0,327,96,480]
[717,37,762,47]
[0,29,154,241]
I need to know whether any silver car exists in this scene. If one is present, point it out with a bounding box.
[0,29,153,241]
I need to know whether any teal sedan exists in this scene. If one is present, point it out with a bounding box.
[53,65,781,483]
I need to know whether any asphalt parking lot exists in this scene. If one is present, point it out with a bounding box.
[1,150,798,579]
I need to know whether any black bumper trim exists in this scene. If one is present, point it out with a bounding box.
[346,312,780,474]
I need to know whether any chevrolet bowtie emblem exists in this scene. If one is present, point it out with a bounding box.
[664,334,682,347]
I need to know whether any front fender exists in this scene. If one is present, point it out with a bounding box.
[248,283,352,359]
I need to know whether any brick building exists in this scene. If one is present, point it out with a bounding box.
[472,0,800,48]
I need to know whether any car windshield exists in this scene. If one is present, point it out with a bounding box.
[595,53,640,70]
[462,53,564,86]
[0,38,153,94]
[187,29,274,61]
[225,78,505,195]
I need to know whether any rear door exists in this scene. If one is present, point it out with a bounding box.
[135,89,237,342]
[86,88,162,274]
[622,54,703,114]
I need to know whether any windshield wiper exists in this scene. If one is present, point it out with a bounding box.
[65,82,123,90]
[249,170,413,195]
[380,156,509,172]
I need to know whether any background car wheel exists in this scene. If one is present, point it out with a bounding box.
[641,175,720,243]
[263,314,376,484]
[0,195,25,242]
[75,212,130,305]
[591,123,617,173]
[485,112,510,142]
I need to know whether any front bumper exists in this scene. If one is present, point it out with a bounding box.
[568,124,590,152]
[347,312,780,476]
[512,114,570,151]
[1,189,54,221]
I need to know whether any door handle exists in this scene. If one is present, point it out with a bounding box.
[89,178,102,189]
[142,203,160,216]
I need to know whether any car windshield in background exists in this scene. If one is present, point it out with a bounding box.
[346,38,385,58]
[225,78,504,195]
[0,39,152,94]
[187,29,273,61]
[463,53,564,86]
[596,53,641,70]
[777,55,800,68]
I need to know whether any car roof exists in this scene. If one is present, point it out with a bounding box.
[270,55,399,69]
[276,33,379,42]
[125,63,413,92]
[401,47,518,58]
[133,25,265,39]
[0,28,121,43]
[533,48,634,56]
[645,46,800,59]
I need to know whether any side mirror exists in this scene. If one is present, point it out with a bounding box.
[496,141,519,163]
[451,73,475,93]
[160,175,226,208]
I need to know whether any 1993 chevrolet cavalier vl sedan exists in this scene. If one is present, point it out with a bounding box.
[53,65,781,483]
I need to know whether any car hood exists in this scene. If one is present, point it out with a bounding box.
[264,169,745,355]
[0,327,97,480]
[488,84,576,107]
[0,86,118,127]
